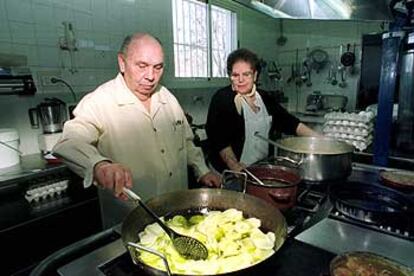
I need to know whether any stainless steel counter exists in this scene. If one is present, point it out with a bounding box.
[296,218,414,267]
[0,154,66,184]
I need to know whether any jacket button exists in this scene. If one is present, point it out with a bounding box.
[169,172,173,176]
[161,149,165,153]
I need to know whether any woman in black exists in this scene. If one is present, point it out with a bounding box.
[206,48,319,172]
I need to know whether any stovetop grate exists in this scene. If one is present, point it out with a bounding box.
[292,183,414,242]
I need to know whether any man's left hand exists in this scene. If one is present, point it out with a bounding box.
[198,172,221,188]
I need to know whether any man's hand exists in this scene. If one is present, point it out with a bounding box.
[198,171,221,188]
[94,161,133,200]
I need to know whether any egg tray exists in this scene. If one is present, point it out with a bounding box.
[325,132,373,142]
[325,134,372,151]
[324,120,374,129]
[324,111,375,123]
[323,125,373,136]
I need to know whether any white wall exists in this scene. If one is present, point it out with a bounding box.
[0,0,385,155]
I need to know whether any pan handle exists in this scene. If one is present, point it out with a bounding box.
[221,170,247,193]
[273,156,303,166]
[268,190,293,204]
[127,242,172,276]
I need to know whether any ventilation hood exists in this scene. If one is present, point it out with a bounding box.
[234,0,393,21]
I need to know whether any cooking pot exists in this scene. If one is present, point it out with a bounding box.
[244,164,301,210]
[379,169,414,191]
[272,136,354,183]
[330,251,414,276]
[121,188,287,276]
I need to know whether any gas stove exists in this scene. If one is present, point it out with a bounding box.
[32,163,414,276]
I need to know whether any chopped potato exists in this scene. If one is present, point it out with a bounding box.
[135,208,275,275]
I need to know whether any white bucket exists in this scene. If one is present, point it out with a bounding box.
[0,128,20,169]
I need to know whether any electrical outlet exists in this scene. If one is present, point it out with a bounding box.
[37,70,62,87]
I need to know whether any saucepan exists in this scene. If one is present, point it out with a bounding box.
[255,134,354,183]
[121,188,288,276]
[243,164,301,210]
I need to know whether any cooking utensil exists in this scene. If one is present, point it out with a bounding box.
[276,19,287,46]
[380,170,414,191]
[243,168,266,186]
[122,188,288,275]
[340,43,356,67]
[309,48,329,73]
[123,188,208,261]
[255,134,354,183]
[330,251,414,276]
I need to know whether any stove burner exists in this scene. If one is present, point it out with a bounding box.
[293,180,414,241]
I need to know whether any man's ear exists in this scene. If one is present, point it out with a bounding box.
[118,54,125,73]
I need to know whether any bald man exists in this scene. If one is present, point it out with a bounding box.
[54,33,220,228]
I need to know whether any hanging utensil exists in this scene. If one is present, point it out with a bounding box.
[309,48,329,73]
[338,68,347,88]
[294,49,303,87]
[123,188,208,260]
[286,63,295,84]
[340,43,356,67]
[331,64,338,86]
[277,19,287,46]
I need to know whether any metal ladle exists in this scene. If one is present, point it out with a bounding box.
[123,188,208,260]
[243,168,266,186]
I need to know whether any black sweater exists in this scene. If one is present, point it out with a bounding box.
[205,85,300,172]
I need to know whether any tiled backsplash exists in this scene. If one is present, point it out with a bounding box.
[0,0,386,155]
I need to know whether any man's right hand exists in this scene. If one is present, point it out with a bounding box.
[94,161,133,200]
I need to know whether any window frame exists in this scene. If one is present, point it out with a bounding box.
[171,0,238,81]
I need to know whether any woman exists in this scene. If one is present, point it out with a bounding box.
[206,48,319,173]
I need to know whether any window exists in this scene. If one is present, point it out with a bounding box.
[172,0,237,78]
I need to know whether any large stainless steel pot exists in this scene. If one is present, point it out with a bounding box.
[121,188,287,276]
[275,136,354,182]
[254,134,354,182]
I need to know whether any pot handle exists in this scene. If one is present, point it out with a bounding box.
[127,242,172,275]
[273,156,304,167]
[268,190,293,204]
[221,170,247,193]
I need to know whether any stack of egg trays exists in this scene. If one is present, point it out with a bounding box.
[323,111,375,151]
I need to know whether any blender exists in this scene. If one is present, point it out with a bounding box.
[29,98,67,161]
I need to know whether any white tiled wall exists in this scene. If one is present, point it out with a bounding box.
[0,0,386,155]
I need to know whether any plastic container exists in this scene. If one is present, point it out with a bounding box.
[0,128,20,169]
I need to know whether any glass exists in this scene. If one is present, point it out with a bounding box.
[230,71,254,80]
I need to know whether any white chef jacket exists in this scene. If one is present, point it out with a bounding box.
[54,74,210,227]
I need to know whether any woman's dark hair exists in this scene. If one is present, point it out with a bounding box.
[226,48,261,76]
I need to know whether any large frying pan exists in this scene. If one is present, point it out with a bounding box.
[121,188,287,276]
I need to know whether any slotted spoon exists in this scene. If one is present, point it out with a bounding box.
[123,188,208,260]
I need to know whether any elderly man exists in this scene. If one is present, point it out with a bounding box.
[54,33,220,228]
